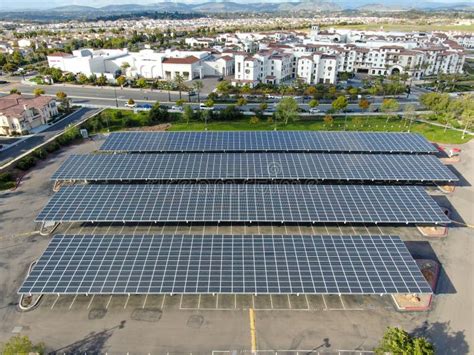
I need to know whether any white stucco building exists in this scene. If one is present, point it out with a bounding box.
[0,94,58,136]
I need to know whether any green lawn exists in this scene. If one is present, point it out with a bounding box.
[90,110,472,144]
[168,116,472,144]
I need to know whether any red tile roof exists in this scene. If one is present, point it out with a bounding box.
[0,94,53,118]
[162,56,200,65]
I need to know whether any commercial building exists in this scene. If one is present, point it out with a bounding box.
[47,48,233,82]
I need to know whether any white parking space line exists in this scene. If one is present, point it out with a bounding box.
[124,294,130,309]
[87,295,95,309]
[50,295,60,309]
[68,295,78,310]
[322,294,328,310]
[106,295,113,309]
[304,294,310,309]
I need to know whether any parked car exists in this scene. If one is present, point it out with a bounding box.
[309,108,321,114]
[200,103,214,111]
[171,105,184,112]
[124,102,137,108]
[137,104,152,111]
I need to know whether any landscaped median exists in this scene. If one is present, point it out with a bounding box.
[0,126,84,191]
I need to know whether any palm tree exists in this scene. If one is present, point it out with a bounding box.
[193,80,203,103]
[174,73,185,100]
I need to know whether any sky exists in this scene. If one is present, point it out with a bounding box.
[0,0,465,10]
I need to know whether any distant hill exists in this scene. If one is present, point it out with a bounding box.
[0,0,471,20]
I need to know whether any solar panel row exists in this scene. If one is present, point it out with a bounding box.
[19,234,433,295]
[99,131,437,153]
[52,153,458,183]
[36,184,450,224]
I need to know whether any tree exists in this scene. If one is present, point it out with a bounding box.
[348,87,359,99]
[460,95,474,139]
[116,75,126,88]
[359,98,370,111]
[259,102,268,111]
[9,88,20,95]
[56,91,70,111]
[204,98,214,108]
[332,96,348,112]
[192,80,203,103]
[216,80,232,96]
[304,86,317,97]
[236,97,248,107]
[96,74,108,86]
[149,102,169,123]
[175,98,185,107]
[127,98,135,106]
[120,61,130,75]
[332,96,348,129]
[174,73,185,100]
[323,115,334,127]
[275,97,299,125]
[374,327,434,355]
[309,99,319,109]
[381,98,400,123]
[183,104,194,125]
[240,84,252,96]
[33,88,45,96]
[404,103,417,132]
[136,77,147,89]
[77,73,88,85]
[1,335,45,355]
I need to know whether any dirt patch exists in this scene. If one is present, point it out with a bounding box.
[131,308,162,322]
[125,124,171,131]
[88,308,107,320]
[186,314,205,329]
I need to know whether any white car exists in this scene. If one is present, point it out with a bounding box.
[200,103,215,111]
[309,108,321,114]
[171,105,184,112]
[124,102,137,108]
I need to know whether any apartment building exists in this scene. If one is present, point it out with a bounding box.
[0,94,58,136]
[232,49,294,87]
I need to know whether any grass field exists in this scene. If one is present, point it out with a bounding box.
[319,23,474,33]
[168,116,472,144]
[92,109,472,144]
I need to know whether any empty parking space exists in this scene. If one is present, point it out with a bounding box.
[36,293,392,313]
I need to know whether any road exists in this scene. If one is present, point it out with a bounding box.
[0,107,101,168]
[0,82,421,112]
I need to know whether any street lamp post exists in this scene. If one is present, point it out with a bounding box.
[114,88,119,108]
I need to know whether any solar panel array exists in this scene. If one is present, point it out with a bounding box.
[19,234,433,295]
[99,131,437,153]
[52,153,457,183]
[36,184,450,224]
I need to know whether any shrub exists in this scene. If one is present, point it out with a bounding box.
[250,116,260,125]
[32,148,47,160]
[0,172,15,190]
[45,141,61,153]
[16,156,37,171]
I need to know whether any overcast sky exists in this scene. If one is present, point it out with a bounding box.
[0,0,465,10]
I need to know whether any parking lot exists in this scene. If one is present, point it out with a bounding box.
[0,136,472,354]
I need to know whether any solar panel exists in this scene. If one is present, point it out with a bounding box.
[52,153,458,183]
[36,184,450,224]
[99,131,437,153]
[18,234,433,295]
